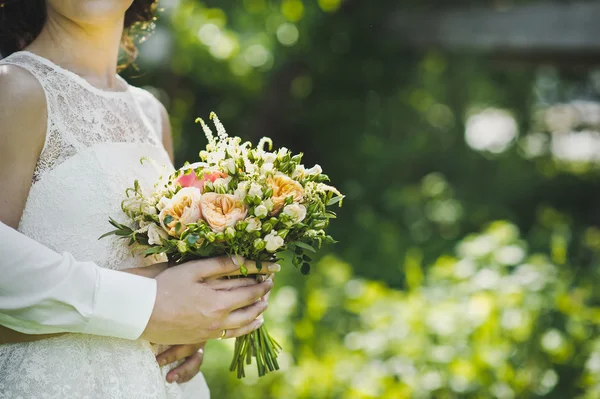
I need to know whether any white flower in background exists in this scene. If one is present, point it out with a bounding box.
[221,158,237,174]
[465,108,518,153]
[248,182,264,198]
[142,204,157,215]
[245,217,261,232]
[283,203,307,223]
[265,231,285,252]
[262,152,277,164]
[551,130,600,163]
[255,204,268,218]
[261,162,274,174]
[148,223,169,245]
[292,164,306,179]
[305,164,323,175]
[213,176,232,190]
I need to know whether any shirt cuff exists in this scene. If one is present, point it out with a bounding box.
[83,268,157,340]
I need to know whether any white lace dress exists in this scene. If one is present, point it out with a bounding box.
[0,51,210,399]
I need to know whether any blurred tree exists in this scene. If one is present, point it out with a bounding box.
[124,0,600,396]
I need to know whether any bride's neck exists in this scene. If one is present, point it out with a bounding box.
[27,9,125,90]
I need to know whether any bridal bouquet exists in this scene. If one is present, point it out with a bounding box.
[103,113,343,378]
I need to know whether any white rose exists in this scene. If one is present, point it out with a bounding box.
[221,158,237,174]
[254,204,268,218]
[265,231,285,252]
[261,162,274,174]
[248,182,263,198]
[148,223,169,245]
[283,203,307,224]
[245,217,261,232]
[305,164,323,175]
[262,152,277,164]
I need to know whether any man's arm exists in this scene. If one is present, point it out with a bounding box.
[0,222,157,340]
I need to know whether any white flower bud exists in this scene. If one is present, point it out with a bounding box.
[254,205,268,219]
[143,204,157,215]
[156,196,170,211]
[277,147,289,159]
[283,203,307,224]
[261,162,274,174]
[225,226,236,240]
[262,152,277,164]
[207,150,226,164]
[148,224,169,245]
[176,240,187,252]
[262,198,274,212]
[305,164,323,175]
[265,231,285,252]
[234,181,249,199]
[213,176,232,190]
[222,158,237,174]
[245,217,262,232]
[292,164,305,179]
[248,182,263,199]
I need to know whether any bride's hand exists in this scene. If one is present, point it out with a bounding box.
[156,342,206,383]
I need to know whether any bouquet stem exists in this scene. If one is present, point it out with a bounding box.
[229,323,281,379]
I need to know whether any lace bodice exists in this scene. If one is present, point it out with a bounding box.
[5,51,164,182]
[0,52,209,399]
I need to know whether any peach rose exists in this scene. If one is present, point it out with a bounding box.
[200,192,248,233]
[267,174,304,215]
[176,168,226,193]
[159,187,202,237]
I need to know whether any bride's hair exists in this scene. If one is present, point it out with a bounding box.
[0,0,158,68]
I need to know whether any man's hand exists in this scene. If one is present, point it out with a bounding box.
[141,256,279,345]
[156,343,206,383]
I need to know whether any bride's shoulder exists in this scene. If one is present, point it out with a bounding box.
[0,63,46,117]
[0,63,47,148]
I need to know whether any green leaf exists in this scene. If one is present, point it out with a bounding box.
[293,241,317,253]
[327,196,345,206]
[256,259,263,272]
[300,262,311,275]
[164,215,174,225]
[98,229,120,240]
[240,264,248,277]
[186,234,200,246]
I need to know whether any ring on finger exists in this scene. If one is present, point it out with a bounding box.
[218,329,227,340]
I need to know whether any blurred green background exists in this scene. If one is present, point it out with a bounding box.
[127,0,600,397]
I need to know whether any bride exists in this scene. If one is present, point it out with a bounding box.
[0,0,274,398]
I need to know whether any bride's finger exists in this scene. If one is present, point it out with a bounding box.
[156,343,202,367]
[219,316,264,340]
[223,256,281,277]
[167,350,204,384]
[205,277,263,290]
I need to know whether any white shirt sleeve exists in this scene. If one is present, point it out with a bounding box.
[0,222,157,340]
